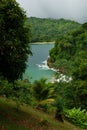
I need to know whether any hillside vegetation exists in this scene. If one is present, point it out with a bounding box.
[48,22,87,124]
[25,17,81,42]
[0,98,84,130]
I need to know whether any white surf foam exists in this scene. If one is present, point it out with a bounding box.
[36,60,50,70]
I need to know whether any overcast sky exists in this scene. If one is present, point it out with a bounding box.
[17,0,87,23]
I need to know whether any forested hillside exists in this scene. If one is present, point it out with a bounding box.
[49,22,87,110]
[25,17,81,42]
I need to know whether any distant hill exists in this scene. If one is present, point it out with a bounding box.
[25,17,81,42]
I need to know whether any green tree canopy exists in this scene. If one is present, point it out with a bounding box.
[26,17,81,42]
[0,0,31,82]
[49,23,87,109]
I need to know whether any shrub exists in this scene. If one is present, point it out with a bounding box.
[64,107,87,128]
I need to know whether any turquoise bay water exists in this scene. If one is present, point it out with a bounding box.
[23,43,55,82]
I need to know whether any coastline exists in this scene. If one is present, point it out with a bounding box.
[30,41,55,44]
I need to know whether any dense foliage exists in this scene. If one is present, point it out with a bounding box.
[32,78,56,111]
[49,23,87,110]
[26,17,81,42]
[0,0,31,82]
[65,108,87,128]
[49,23,87,73]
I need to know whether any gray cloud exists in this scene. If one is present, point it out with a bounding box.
[17,0,87,23]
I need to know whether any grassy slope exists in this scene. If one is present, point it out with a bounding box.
[0,98,85,130]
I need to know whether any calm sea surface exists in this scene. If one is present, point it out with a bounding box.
[23,43,55,82]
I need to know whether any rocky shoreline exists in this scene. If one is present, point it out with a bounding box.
[47,57,72,83]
